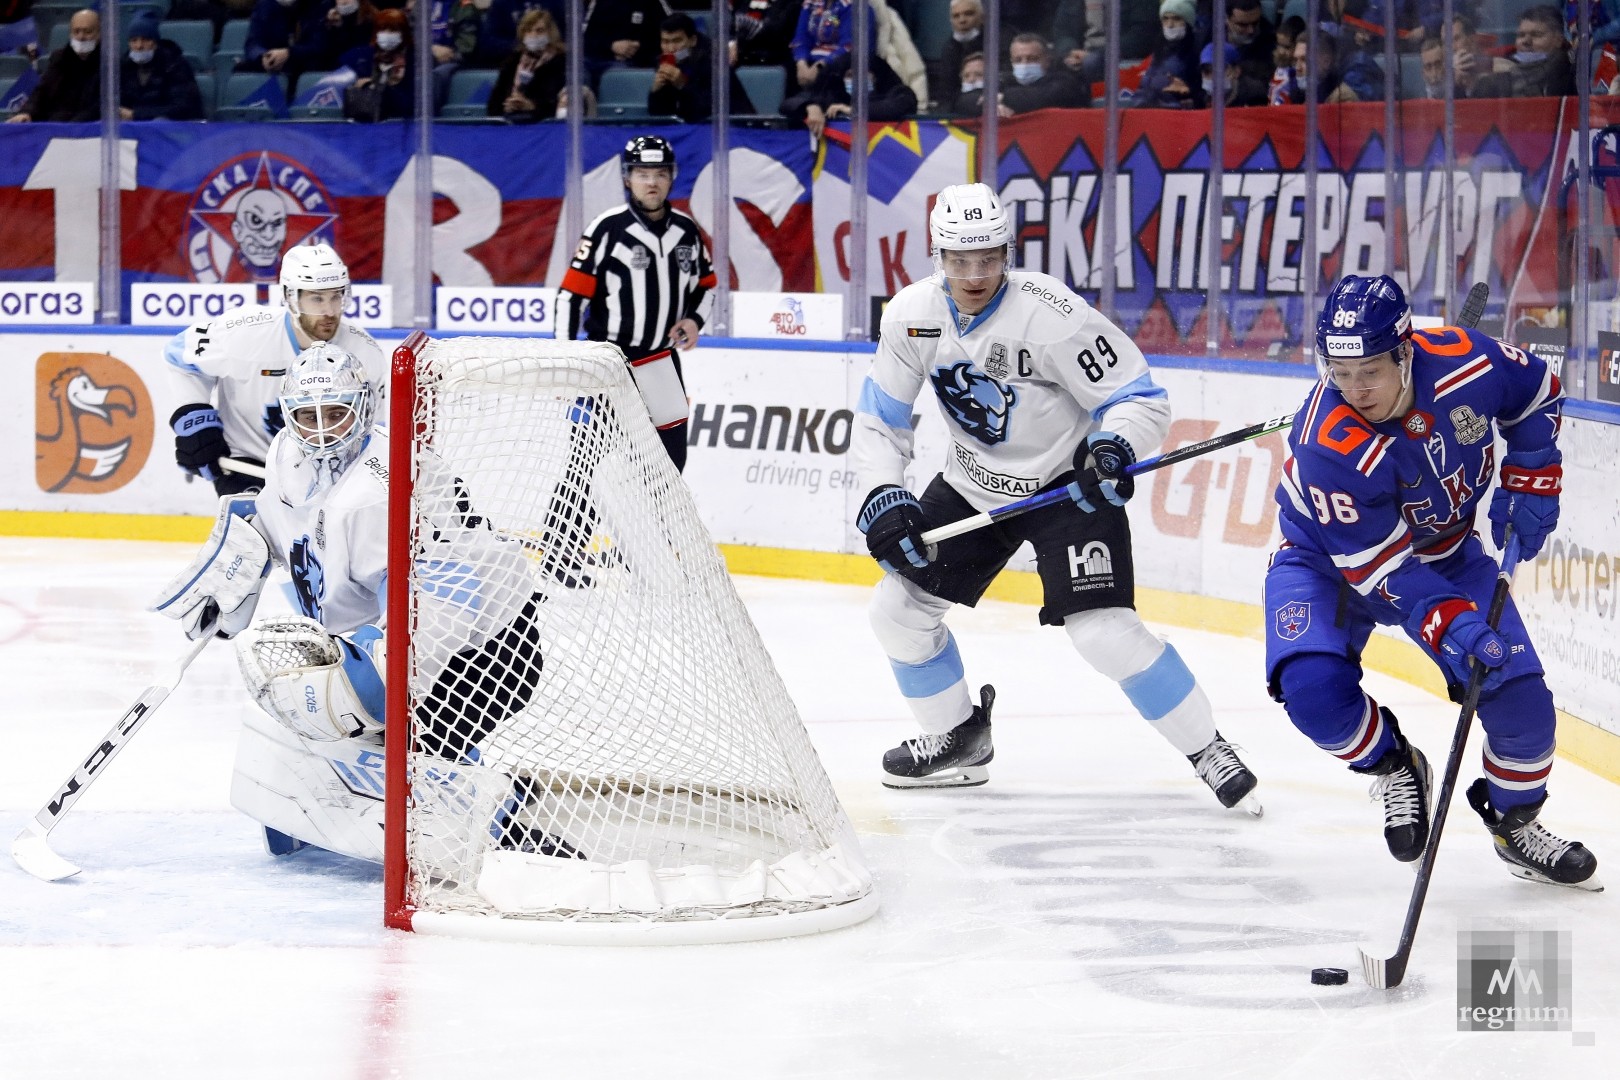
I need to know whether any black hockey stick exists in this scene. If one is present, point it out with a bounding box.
[919,411,1295,546]
[1359,532,1521,989]
[11,626,216,881]
[1358,278,1494,988]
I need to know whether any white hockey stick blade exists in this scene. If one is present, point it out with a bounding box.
[1358,946,1399,990]
[11,823,83,882]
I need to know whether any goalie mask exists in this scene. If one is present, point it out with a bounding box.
[929,183,1013,311]
[280,243,351,320]
[279,343,374,474]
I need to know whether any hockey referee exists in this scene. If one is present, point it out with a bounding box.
[555,134,715,471]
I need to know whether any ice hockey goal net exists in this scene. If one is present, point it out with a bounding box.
[382,332,875,942]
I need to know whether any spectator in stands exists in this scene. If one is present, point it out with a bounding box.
[583,0,668,88]
[1135,0,1204,109]
[1289,26,1363,103]
[648,11,754,120]
[932,0,982,110]
[320,0,378,70]
[1053,0,1162,82]
[0,0,38,57]
[781,49,914,139]
[730,0,799,73]
[1321,6,1386,102]
[1225,0,1276,86]
[949,49,983,116]
[487,7,563,120]
[239,0,330,79]
[789,0,874,90]
[1473,5,1574,98]
[1269,13,1304,103]
[121,9,206,118]
[1445,13,1490,98]
[998,0,1051,41]
[342,6,423,117]
[7,8,99,122]
[474,0,564,66]
[1202,40,1267,106]
[998,32,1087,113]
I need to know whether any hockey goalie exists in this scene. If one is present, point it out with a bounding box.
[150,342,556,871]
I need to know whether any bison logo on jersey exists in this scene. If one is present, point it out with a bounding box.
[289,537,327,622]
[185,152,338,284]
[930,362,1018,446]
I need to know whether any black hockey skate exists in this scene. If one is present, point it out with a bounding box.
[1357,717,1433,863]
[1187,734,1262,816]
[881,685,995,789]
[1466,779,1602,891]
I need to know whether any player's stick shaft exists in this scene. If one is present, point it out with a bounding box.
[221,458,267,480]
[1359,533,1520,989]
[919,412,1294,546]
[10,629,215,882]
[1358,279,1492,989]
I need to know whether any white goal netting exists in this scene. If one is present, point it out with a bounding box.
[385,335,875,942]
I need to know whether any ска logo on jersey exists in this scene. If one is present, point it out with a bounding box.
[185,151,338,285]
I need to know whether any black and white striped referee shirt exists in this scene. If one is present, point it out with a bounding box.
[556,201,716,359]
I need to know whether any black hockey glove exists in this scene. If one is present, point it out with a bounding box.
[858,485,934,573]
[171,402,228,483]
[1067,431,1137,513]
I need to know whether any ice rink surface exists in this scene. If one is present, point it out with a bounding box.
[1,536,1616,1080]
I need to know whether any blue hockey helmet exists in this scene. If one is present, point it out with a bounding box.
[1316,274,1412,361]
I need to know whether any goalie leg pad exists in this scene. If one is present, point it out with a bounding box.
[149,494,272,639]
[236,617,386,742]
[230,710,387,864]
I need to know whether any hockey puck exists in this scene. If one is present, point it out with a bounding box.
[1311,967,1349,986]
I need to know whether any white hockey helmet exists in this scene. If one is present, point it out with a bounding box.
[279,243,351,316]
[279,342,374,471]
[929,183,1013,255]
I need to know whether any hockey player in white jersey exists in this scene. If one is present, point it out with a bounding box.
[149,343,563,864]
[852,183,1259,810]
[163,243,388,497]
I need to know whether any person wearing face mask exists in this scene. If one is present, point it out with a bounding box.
[6,8,101,123]
[647,11,755,120]
[119,9,206,120]
[1134,0,1205,109]
[1200,40,1267,107]
[933,0,983,111]
[1223,0,1277,86]
[487,7,565,120]
[239,0,332,81]
[997,32,1086,114]
[1473,5,1575,98]
[950,51,985,116]
[318,0,377,66]
[781,48,915,138]
[340,7,422,118]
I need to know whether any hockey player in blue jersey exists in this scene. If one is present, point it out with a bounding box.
[1264,274,1599,889]
[850,183,1259,811]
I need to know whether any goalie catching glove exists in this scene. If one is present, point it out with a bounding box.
[149,495,272,640]
[858,485,934,573]
[236,618,386,742]
[1068,431,1136,513]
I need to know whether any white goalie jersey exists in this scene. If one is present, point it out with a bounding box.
[254,428,536,685]
[852,270,1172,512]
[164,306,389,462]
